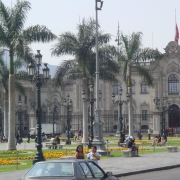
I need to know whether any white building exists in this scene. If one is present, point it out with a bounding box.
[1,41,180,137]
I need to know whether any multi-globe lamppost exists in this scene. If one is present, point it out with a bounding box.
[154,96,170,137]
[48,106,59,135]
[15,101,27,137]
[28,50,50,164]
[82,84,102,144]
[0,101,3,133]
[112,87,129,145]
[64,94,72,145]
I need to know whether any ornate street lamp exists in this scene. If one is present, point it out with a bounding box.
[82,84,102,147]
[112,87,129,145]
[15,101,27,137]
[154,96,170,137]
[48,105,59,136]
[64,94,72,145]
[0,101,3,133]
[28,50,50,164]
[93,0,106,152]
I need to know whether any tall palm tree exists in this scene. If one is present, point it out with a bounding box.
[52,18,118,143]
[0,0,56,150]
[118,32,162,136]
[0,50,29,139]
[53,49,118,143]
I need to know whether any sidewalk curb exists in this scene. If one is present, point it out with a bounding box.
[115,164,180,177]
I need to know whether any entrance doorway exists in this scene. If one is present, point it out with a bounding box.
[169,104,180,128]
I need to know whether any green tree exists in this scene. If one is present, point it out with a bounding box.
[118,32,162,136]
[0,0,56,150]
[52,18,118,143]
[0,50,30,139]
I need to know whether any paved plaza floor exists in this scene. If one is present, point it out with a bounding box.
[0,141,180,180]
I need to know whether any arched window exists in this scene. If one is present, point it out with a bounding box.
[141,82,148,94]
[168,74,179,95]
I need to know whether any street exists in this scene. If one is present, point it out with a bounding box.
[119,167,180,180]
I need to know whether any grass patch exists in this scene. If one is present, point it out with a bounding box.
[0,137,179,173]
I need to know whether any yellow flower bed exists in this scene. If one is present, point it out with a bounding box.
[0,147,150,166]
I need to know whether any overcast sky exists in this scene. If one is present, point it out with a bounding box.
[3,0,180,65]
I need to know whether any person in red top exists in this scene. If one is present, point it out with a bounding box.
[75,145,84,159]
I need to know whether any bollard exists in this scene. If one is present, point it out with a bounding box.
[66,148,67,156]
[141,142,143,154]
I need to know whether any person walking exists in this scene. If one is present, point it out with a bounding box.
[15,131,20,145]
[148,128,152,140]
[27,131,30,143]
[75,145,84,159]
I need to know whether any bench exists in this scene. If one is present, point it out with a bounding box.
[119,143,127,147]
[174,134,180,137]
[166,146,178,152]
[45,143,64,149]
[121,150,131,157]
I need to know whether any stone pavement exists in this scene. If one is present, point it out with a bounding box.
[0,142,180,179]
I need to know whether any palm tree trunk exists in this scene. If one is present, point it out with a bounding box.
[128,86,133,137]
[7,74,16,150]
[82,78,88,144]
[3,98,8,138]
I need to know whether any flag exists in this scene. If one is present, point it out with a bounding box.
[175,23,179,43]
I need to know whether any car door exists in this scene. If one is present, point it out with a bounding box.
[78,162,95,180]
[87,161,106,180]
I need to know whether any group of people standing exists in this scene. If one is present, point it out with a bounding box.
[75,145,100,161]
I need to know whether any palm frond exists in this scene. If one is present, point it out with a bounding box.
[133,65,154,87]
[15,81,26,95]
[51,32,77,56]
[53,60,75,86]
[11,0,31,34]
[23,25,57,43]
[0,1,11,29]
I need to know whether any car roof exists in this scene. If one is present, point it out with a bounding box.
[35,159,92,164]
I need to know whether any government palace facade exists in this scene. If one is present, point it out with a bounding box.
[1,41,180,137]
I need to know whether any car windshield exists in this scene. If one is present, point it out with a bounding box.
[25,162,74,177]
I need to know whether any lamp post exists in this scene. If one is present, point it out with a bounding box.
[64,94,72,145]
[53,106,58,135]
[0,101,3,133]
[15,101,27,137]
[82,84,102,144]
[112,87,129,145]
[93,0,106,152]
[28,50,50,164]
[154,97,170,137]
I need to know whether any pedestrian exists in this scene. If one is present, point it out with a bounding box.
[120,131,125,143]
[148,128,152,140]
[87,145,100,162]
[0,132,4,143]
[27,131,30,143]
[137,131,142,140]
[75,145,84,159]
[15,131,20,145]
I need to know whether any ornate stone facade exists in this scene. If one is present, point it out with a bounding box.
[2,41,180,136]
